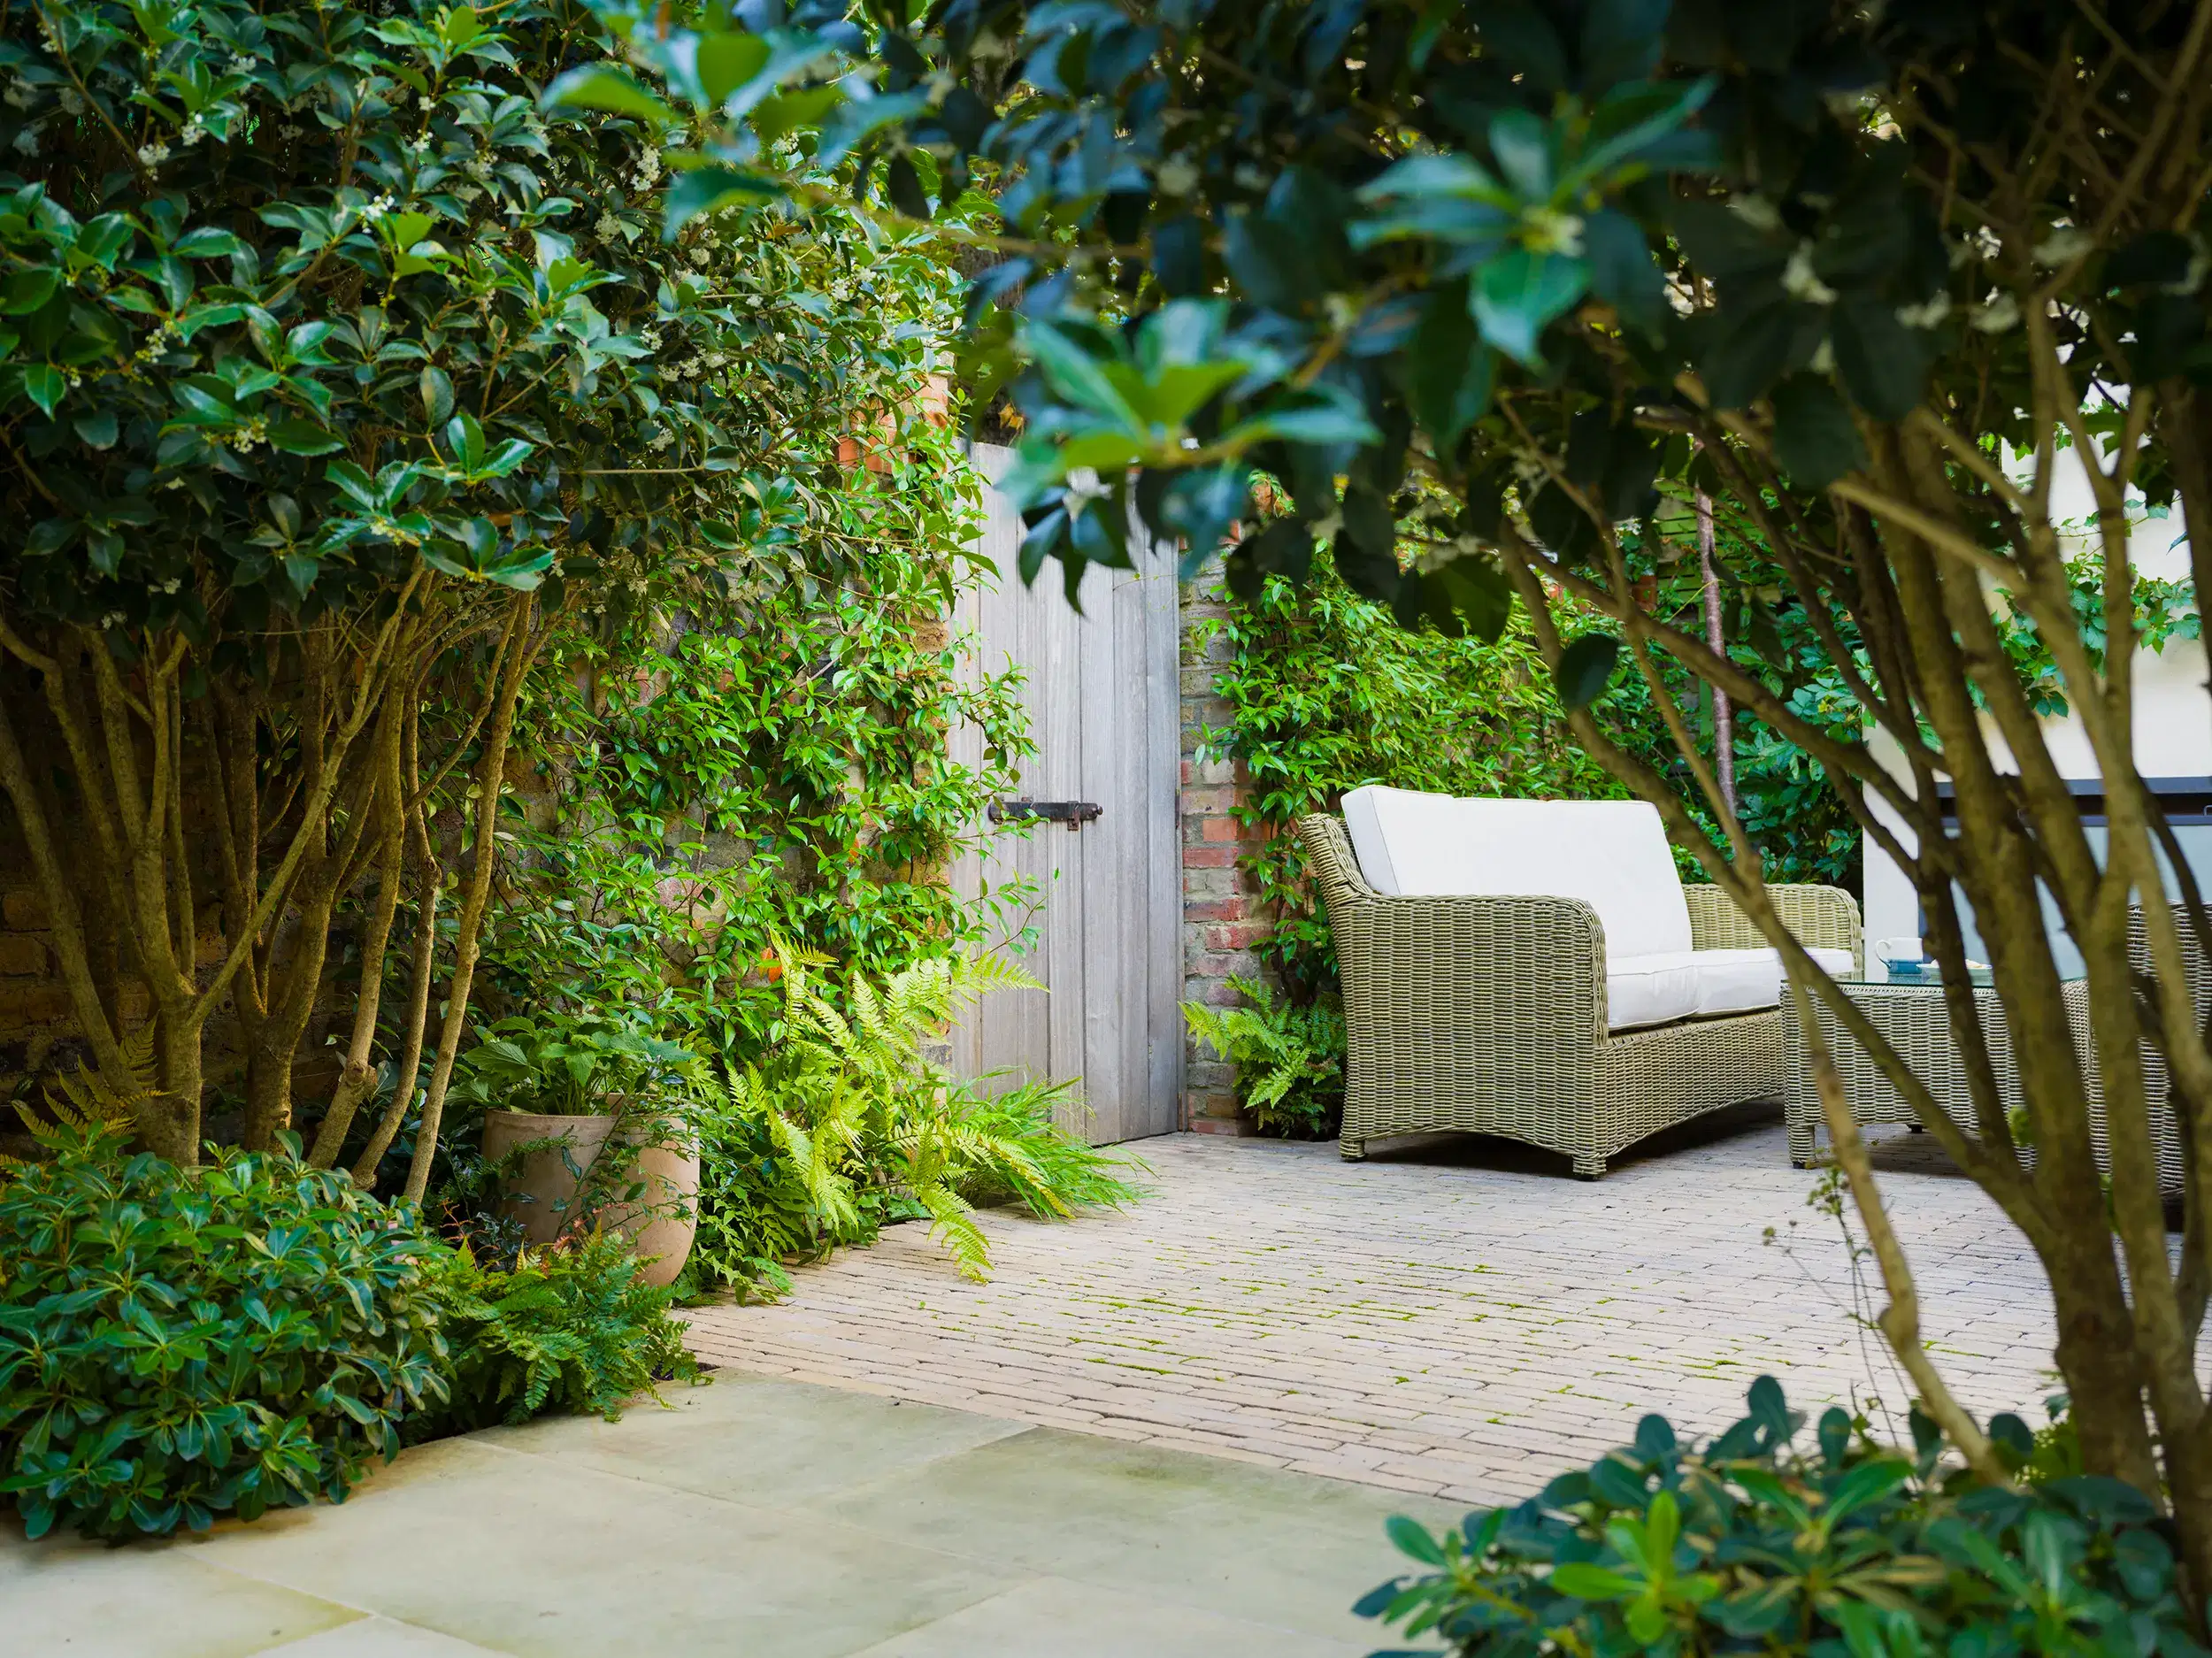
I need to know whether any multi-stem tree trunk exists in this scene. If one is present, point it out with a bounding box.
[0,581,541,1184]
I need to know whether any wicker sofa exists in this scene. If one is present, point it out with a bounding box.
[1301,788,1863,1178]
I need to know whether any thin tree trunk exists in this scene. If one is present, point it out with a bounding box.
[1695,488,1735,817]
[403,598,536,1202]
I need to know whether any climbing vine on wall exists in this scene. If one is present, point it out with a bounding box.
[462,196,1033,1073]
[1196,549,1622,1004]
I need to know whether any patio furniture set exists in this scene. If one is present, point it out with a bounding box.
[1300,787,2183,1186]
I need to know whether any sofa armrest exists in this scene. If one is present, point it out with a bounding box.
[1685,882,1863,975]
[1298,814,1608,1043]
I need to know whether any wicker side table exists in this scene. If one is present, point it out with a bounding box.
[1785,976,2180,1194]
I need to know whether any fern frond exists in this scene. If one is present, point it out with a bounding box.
[24,1023,157,1148]
[912,1179,991,1282]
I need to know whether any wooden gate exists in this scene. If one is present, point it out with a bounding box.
[944,444,1184,1145]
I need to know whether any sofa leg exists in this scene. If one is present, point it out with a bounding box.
[1572,1155,1606,1181]
[1340,1137,1366,1162]
[1788,1124,1816,1169]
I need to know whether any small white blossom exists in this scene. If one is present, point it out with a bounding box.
[1781,243,1836,305]
[1970,293,2023,334]
[227,53,257,75]
[595,211,621,238]
[1156,157,1199,196]
[1895,293,1952,330]
[419,96,436,111]
[2034,226,2093,266]
[13,126,39,157]
[1728,195,1783,232]
[58,89,81,115]
[688,246,710,266]
[4,83,34,111]
[138,138,171,165]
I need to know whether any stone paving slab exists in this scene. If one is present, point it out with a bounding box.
[683,1107,2078,1504]
[5,1373,1443,1657]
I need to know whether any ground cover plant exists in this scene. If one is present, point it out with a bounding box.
[1361,1377,2203,1658]
[0,1114,450,1539]
[584,0,2212,1611]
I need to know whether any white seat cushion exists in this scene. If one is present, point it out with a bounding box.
[1607,954,1701,1031]
[1686,948,1783,1017]
[1610,945,1857,1031]
[1340,787,1693,958]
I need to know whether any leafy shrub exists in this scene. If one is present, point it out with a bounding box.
[416,1232,697,1435]
[1183,976,1344,1139]
[0,1124,449,1539]
[687,945,1142,1292]
[1361,1378,2201,1658]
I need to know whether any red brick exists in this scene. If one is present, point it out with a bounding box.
[1200,817,1241,843]
[1207,921,1273,951]
[1188,1114,1256,1136]
[3,889,48,930]
[0,982,72,1025]
[1181,846,1237,869]
[1184,898,1248,924]
[0,935,45,977]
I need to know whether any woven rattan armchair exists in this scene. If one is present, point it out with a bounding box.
[1300,813,1863,1178]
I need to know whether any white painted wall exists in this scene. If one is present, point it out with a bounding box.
[1859,450,2209,976]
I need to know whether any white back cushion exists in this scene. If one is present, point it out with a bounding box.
[1340,787,1693,958]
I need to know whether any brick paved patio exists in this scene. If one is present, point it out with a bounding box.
[683,1105,2071,1505]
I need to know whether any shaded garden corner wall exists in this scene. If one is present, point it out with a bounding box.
[1179,560,1271,1136]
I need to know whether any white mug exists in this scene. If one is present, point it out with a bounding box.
[1876,936,1931,965]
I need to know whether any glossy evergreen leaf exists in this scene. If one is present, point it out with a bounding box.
[1555,633,1620,710]
[1768,374,1865,487]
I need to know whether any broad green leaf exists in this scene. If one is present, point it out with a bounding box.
[1471,249,1587,366]
[1386,1515,1448,1565]
[662,165,780,234]
[266,419,344,456]
[697,31,772,110]
[1832,296,1933,422]
[1550,1562,1639,1600]
[20,363,65,416]
[1769,374,1866,487]
[1555,633,1620,711]
[542,65,680,125]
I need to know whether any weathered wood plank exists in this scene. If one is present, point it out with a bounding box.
[946,441,1182,1144]
[1142,546,1185,1137]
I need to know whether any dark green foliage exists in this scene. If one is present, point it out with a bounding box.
[1362,1378,2207,1658]
[0,1124,449,1539]
[416,1232,697,1433]
[1194,554,1623,999]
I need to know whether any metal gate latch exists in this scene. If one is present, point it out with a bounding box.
[989,799,1104,831]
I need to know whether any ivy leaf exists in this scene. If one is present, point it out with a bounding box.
[1555,633,1621,711]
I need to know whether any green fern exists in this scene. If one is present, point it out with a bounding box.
[4,1025,159,1174]
[1183,976,1345,1138]
[716,939,1146,1282]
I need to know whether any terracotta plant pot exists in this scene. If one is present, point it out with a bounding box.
[480,1111,700,1287]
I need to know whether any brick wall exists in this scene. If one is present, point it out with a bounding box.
[1179,562,1275,1135]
